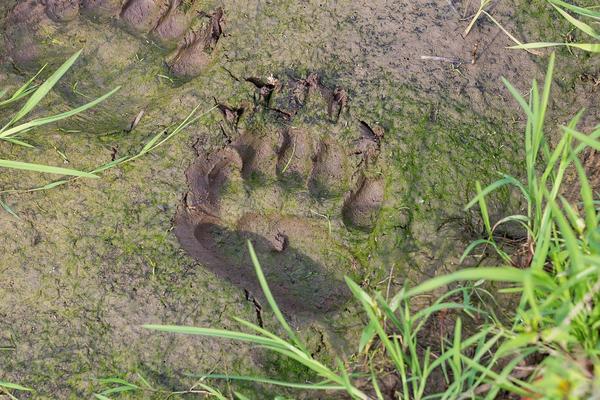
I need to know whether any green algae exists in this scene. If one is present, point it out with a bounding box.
[0,0,595,397]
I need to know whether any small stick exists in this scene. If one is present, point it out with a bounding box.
[128,110,145,132]
[420,55,463,64]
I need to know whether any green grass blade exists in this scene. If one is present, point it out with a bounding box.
[235,392,251,400]
[484,351,533,400]
[0,198,20,220]
[0,159,98,178]
[428,325,495,371]
[2,137,34,148]
[509,42,565,49]
[8,50,82,126]
[247,241,306,352]
[11,65,45,98]
[501,78,534,120]
[0,381,32,392]
[140,130,164,155]
[561,199,582,233]
[0,65,45,108]
[358,323,376,352]
[552,4,600,39]
[547,0,600,20]
[464,177,513,210]
[345,278,406,374]
[476,181,492,238]
[97,378,138,387]
[537,52,555,141]
[231,317,290,346]
[0,86,121,139]
[482,11,540,55]
[143,324,284,348]
[136,373,153,390]
[511,42,600,52]
[564,126,600,152]
[336,359,356,399]
[459,353,536,396]
[370,366,384,400]
[572,126,600,155]
[195,383,228,400]
[552,200,582,270]
[572,155,596,230]
[0,86,38,108]
[452,317,462,378]
[200,374,344,390]
[100,386,137,396]
[402,267,530,300]
[567,43,600,52]
[256,346,344,387]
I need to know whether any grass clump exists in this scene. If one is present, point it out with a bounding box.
[465,0,600,54]
[0,50,119,178]
[511,0,600,53]
[136,52,600,399]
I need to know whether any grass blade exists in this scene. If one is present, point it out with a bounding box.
[7,50,82,126]
[483,11,541,55]
[501,78,533,120]
[0,65,45,108]
[247,241,306,352]
[201,374,344,390]
[143,324,284,348]
[400,267,530,300]
[510,42,600,52]
[0,198,20,219]
[551,4,600,39]
[0,381,32,392]
[572,155,596,230]
[0,159,98,178]
[547,0,600,20]
[0,86,121,139]
[195,383,228,400]
[3,137,34,148]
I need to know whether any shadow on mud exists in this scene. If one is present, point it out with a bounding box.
[175,218,351,317]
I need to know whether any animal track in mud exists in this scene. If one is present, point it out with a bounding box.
[4,0,223,78]
[175,74,387,316]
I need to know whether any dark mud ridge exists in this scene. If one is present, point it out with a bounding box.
[175,74,386,316]
[5,0,223,78]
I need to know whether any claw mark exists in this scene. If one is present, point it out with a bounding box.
[246,75,279,105]
[215,99,244,127]
[244,289,263,328]
[328,87,347,122]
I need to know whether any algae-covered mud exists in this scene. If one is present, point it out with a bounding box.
[0,0,598,398]
[175,76,386,316]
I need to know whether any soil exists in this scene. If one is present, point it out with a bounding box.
[175,76,384,317]
[0,0,598,398]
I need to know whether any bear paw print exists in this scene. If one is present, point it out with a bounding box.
[4,0,223,78]
[175,74,387,316]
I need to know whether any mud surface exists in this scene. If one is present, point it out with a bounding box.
[175,76,384,316]
[4,0,223,78]
[0,0,598,398]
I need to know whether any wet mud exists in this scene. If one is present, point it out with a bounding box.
[4,0,223,79]
[0,0,598,397]
[175,76,384,316]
